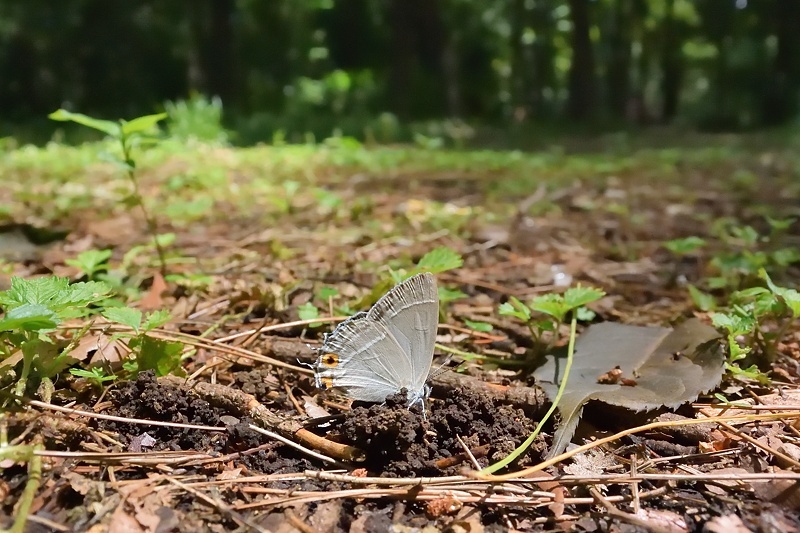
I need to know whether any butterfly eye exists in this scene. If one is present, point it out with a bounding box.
[322,353,339,367]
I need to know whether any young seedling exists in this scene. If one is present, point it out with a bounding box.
[100,307,184,377]
[481,286,605,472]
[0,277,111,397]
[499,286,605,361]
[49,109,170,274]
[710,269,800,383]
[65,249,113,280]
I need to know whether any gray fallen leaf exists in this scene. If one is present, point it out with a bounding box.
[534,318,724,459]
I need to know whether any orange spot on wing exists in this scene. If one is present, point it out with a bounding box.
[321,353,340,368]
[320,376,334,390]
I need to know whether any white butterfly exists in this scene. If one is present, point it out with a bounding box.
[313,273,439,412]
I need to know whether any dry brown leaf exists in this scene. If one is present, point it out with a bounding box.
[109,504,146,533]
[548,485,566,519]
[450,513,485,533]
[139,271,168,310]
[634,509,688,533]
[704,514,752,533]
[752,473,800,510]
[216,468,243,481]
[535,319,723,458]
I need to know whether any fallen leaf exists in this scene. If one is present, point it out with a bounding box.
[109,504,145,533]
[216,468,243,481]
[535,319,724,458]
[139,272,168,310]
[635,509,688,533]
[704,514,753,533]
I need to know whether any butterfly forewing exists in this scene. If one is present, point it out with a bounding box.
[367,272,439,392]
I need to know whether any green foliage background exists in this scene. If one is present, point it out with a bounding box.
[2,0,799,143]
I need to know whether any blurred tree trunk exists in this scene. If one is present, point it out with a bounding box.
[509,0,532,120]
[388,0,458,118]
[606,0,631,120]
[388,0,416,118]
[420,0,461,117]
[660,0,683,122]
[762,0,800,125]
[533,1,557,119]
[567,0,595,121]
[188,0,237,106]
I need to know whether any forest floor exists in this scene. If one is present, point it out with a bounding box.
[1,132,799,532]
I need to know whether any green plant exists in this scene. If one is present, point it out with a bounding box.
[164,93,229,144]
[70,366,117,388]
[391,247,464,282]
[499,286,605,360]
[297,302,325,328]
[100,307,183,376]
[710,269,800,383]
[65,249,113,280]
[664,236,706,255]
[49,109,170,274]
[706,218,799,291]
[0,276,112,396]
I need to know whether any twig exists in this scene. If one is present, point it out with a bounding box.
[590,487,677,533]
[475,411,800,481]
[160,376,365,462]
[27,400,226,432]
[248,425,346,467]
[164,476,267,532]
[285,510,322,533]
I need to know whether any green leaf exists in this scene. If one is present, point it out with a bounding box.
[711,312,755,336]
[688,284,716,312]
[575,306,596,321]
[530,294,568,322]
[298,302,320,321]
[132,336,184,376]
[49,109,120,137]
[142,310,171,331]
[664,236,706,255]
[0,277,112,318]
[318,286,338,300]
[563,287,605,310]
[65,249,113,276]
[464,319,493,333]
[438,287,467,303]
[298,302,324,327]
[725,362,770,384]
[415,247,463,273]
[70,367,117,384]
[102,307,142,333]
[0,304,58,332]
[760,269,800,318]
[535,318,556,332]
[121,113,168,135]
[499,296,531,321]
[765,216,796,232]
[771,248,800,267]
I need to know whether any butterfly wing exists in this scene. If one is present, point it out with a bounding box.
[315,314,412,403]
[366,272,439,395]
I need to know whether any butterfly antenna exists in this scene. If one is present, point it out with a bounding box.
[430,354,463,379]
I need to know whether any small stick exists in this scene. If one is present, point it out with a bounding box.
[160,376,365,462]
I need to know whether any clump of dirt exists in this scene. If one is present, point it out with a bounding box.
[98,371,227,452]
[334,386,541,477]
[97,372,322,477]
